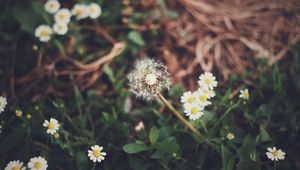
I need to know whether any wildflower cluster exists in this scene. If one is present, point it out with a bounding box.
[181,72,217,120]
[35,0,102,42]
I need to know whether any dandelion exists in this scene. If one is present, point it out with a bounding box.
[194,90,212,107]
[88,3,102,19]
[134,121,145,132]
[127,58,171,101]
[72,4,88,20]
[35,25,53,42]
[15,110,23,117]
[43,118,59,135]
[44,0,60,14]
[198,72,217,90]
[4,160,26,170]
[239,88,249,100]
[226,132,235,140]
[54,8,71,24]
[88,145,107,163]
[184,103,204,120]
[53,22,68,35]
[0,96,7,113]
[180,91,196,105]
[27,156,48,170]
[266,147,286,161]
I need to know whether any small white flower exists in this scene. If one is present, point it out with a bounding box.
[239,88,249,100]
[27,156,48,170]
[44,0,60,14]
[53,22,68,35]
[266,147,286,161]
[194,90,211,107]
[72,4,88,20]
[88,145,107,163]
[35,25,53,42]
[180,91,196,105]
[127,58,171,101]
[198,72,217,90]
[43,118,59,135]
[134,121,145,132]
[184,103,204,120]
[54,8,71,24]
[88,3,102,19]
[4,160,26,170]
[198,87,215,99]
[226,132,235,140]
[0,96,7,113]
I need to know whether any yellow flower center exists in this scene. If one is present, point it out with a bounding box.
[12,166,21,170]
[15,110,23,117]
[48,122,55,129]
[59,13,66,19]
[93,149,102,157]
[187,97,194,103]
[243,92,249,98]
[90,7,95,13]
[49,3,55,9]
[205,78,212,84]
[77,9,84,16]
[191,107,198,115]
[199,95,207,102]
[34,162,42,169]
[272,150,280,157]
[40,30,49,37]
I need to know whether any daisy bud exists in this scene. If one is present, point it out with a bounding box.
[15,110,23,117]
[127,58,171,101]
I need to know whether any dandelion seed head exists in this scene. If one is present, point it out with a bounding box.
[127,58,171,101]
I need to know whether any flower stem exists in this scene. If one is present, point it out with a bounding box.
[158,93,202,137]
[274,161,277,170]
[208,102,240,137]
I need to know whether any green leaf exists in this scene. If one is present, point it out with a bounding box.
[237,135,260,170]
[221,144,235,170]
[127,31,145,46]
[149,126,159,144]
[156,138,179,153]
[76,151,88,170]
[103,64,116,84]
[123,143,150,154]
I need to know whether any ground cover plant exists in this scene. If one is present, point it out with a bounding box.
[0,0,300,170]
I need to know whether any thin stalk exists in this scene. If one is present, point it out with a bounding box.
[208,102,240,137]
[274,161,277,170]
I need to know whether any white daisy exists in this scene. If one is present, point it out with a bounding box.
[266,147,286,161]
[71,4,88,20]
[198,72,217,90]
[194,90,211,107]
[198,87,215,99]
[35,25,53,42]
[88,145,107,163]
[4,160,26,170]
[27,156,48,170]
[184,103,204,120]
[180,91,196,105]
[53,22,68,35]
[43,118,59,135]
[0,96,7,113]
[239,88,249,100]
[44,0,60,14]
[54,8,71,24]
[88,3,102,19]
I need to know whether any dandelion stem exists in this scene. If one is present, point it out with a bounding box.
[158,93,202,138]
